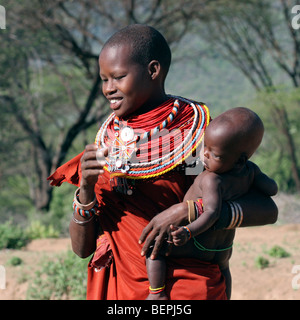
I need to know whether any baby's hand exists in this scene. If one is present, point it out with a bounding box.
[170,224,190,246]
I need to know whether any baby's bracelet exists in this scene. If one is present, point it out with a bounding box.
[186,200,196,223]
[187,199,204,223]
[72,187,100,218]
[183,226,192,240]
[149,285,166,294]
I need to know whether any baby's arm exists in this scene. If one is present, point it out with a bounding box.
[172,172,222,245]
[250,161,278,196]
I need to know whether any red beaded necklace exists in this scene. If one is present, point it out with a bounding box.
[95,96,210,194]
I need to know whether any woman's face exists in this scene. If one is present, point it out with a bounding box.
[99,44,154,119]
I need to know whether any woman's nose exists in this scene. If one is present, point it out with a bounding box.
[103,80,117,96]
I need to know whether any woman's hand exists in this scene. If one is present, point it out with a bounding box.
[139,202,188,259]
[79,144,108,203]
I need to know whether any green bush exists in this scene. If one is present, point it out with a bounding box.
[0,220,28,249]
[27,250,90,300]
[8,256,23,266]
[268,245,290,258]
[255,256,270,269]
[0,220,62,250]
[26,221,59,240]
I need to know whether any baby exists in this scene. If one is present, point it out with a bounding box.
[146,107,278,299]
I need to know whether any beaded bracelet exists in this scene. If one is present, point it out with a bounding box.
[194,198,204,218]
[73,187,100,219]
[183,226,192,240]
[149,285,166,294]
[190,199,243,230]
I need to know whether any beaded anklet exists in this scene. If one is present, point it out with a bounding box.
[149,285,166,294]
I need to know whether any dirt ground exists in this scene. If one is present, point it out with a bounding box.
[0,193,300,300]
[0,224,299,300]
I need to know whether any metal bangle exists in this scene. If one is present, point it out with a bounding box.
[72,212,95,225]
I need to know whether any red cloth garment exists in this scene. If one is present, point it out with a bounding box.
[48,97,226,300]
[90,234,113,271]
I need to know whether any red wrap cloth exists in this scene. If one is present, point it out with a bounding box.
[48,98,226,300]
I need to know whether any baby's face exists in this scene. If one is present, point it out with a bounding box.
[202,125,240,174]
[99,43,153,118]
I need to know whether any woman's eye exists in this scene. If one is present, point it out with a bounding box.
[115,75,125,80]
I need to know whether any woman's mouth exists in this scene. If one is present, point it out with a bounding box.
[109,98,123,110]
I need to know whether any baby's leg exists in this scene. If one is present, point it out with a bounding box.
[145,253,168,300]
[220,266,231,300]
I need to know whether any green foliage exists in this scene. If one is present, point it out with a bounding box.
[46,183,75,236]
[0,220,29,249]
[26,221,59,240]
[0,218,63,250]
[251,87,300,192]
[8,256,23,266]
[267,245,290,258]
[27,250,90,300]
[255,256,270,269]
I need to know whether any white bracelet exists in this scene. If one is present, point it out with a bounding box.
[74,187,97,210]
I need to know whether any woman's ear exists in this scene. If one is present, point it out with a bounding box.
[148,60,161,80]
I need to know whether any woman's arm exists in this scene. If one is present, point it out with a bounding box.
[139,187,278,258]
[139,202,189,259]
[229,188,278,227]
[69,144,107,258]
[69,207,98,258]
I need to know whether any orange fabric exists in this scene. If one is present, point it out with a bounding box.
[86,170,226,300]
[48,157,226,300]
[47,99,227,300]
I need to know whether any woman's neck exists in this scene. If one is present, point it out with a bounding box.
[124,92,169,119]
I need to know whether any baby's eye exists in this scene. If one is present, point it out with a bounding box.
[213,153,222,160]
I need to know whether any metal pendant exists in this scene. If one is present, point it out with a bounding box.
[108,126,137,195]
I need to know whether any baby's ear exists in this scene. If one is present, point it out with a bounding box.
[148,60,161,80]
[235,153,248,168]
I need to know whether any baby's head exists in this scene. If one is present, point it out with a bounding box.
[202,107,264,174]
[99,24,171,118]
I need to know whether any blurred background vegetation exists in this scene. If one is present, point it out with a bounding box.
[0,0,300,239]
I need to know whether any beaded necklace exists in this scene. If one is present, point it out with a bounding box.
[95,96,210,194]
[113,99,180,140]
